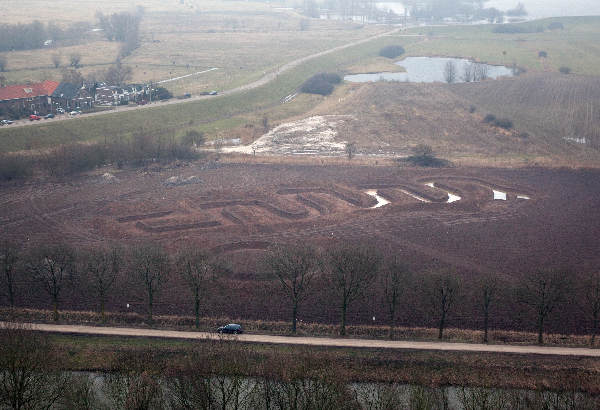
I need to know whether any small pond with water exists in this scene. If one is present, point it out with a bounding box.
[345,56,514,83]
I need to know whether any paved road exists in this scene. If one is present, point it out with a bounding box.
[4,28,406,129]
[5,322,600,357]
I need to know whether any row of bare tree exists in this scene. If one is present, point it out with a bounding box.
[2,240,600,345]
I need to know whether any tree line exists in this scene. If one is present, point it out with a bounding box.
[2,240,600,345]
[0,21,92,53]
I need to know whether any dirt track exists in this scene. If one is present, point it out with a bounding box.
[6,322,600,357]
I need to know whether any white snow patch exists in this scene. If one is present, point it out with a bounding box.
[100,172,119,184]
[222,116,351,156]
[399,189,430,203]
[365,190,391,208]
[447,193,461,203]
[563,136,587,144]
[493,190,507,200]
[424,182,461,203]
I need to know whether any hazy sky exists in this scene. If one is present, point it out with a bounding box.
[377,1,600,18]
[485,0,600,18]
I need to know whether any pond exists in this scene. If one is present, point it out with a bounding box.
[344,56,514,83]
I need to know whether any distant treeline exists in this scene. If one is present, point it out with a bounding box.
[0,21,92,52]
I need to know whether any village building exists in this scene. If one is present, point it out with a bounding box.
[0,81,59,117]
[0,80,95,118]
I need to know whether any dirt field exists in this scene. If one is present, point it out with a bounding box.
[2,162,599,333]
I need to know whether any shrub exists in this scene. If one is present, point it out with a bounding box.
[559,66,571,75]
[152,87,172,100]
[300,72,342,96]
[538,51,548,58]
[483,114,496,123]
[493,118,513,129]
[469,105,476,113]
[313,72,342,84]
[0,155,32,181]
[379,45,405,59]
[548,22,564,30]
[400,144,450,167]
[181,130,205,147]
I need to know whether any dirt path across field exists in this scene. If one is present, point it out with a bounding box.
[6,29,406,129]
[5,322,600,357]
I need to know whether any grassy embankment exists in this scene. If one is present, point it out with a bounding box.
[43,332,600,393]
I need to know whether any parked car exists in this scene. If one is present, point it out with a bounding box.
[137,100,148,105]
[45,113,55,119]
[208,90,218,95]
[56,108,65,114]
[69,110,82,116]
[217,324,243,334]
[29,115,41,121]
[1,119,14,125]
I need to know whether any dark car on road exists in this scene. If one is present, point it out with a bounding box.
[45,113,55,119]
[217,323,243,334]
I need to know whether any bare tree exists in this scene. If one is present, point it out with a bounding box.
[521,270,569,345]
[328,244,381,336]
[104,61,133,86]
[0,240,19,307]
[381,257,410,339]
[0,323,70,410]
[425,271,460,339]
[213,138,224,159]
[473,63,489,81]
[51,53,62,68]
[85,246,122,322]
[581,271,600,346]
[462,63,473,82]
[130,243,169,324]
[27,244,75,321]
[264,244,321,333]
[479,274,499,343]
[61,68,84,86]
[444,60,457,84]
[345,142,357,160]
[69,52,82,68]
[0,55,6,72]
[175,247,214,329]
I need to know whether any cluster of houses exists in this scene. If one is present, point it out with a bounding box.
[0,80,150,119]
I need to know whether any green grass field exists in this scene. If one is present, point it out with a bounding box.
[403,16,600,76]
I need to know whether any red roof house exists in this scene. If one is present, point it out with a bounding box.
[0,81,60,117]
[0,80,59,101]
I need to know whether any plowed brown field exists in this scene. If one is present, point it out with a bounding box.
[2,163,599,333]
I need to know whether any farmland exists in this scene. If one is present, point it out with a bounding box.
[2,162,600,336]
